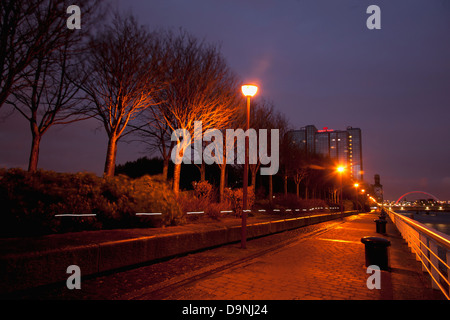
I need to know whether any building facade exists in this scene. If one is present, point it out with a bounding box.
[290,125,363,181]
[372,174,383,203]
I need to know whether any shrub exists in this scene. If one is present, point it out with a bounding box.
[0,169,184,237]
[130,175,184,227]
[223,186,255,216]
[177,191,208,217]
[178,181,232,220]
[272,194,330,212]
[299,199,329,211]
[343,199,355,211]
[192,180,214,200]
[272,193,300,209]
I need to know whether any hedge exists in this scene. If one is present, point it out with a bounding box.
[0,169,184,238]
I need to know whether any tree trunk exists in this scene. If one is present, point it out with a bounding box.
[28,128,41,173]
[104,134,118,177]
[162,157,169,180]
[219,164,226,203]
[173,163,181,195]
[225,166,228,188]
[251,168,257,189]
[284,174,288,196]
[296,183,300,198]
[269,175,273,205]
[200,161,206,181]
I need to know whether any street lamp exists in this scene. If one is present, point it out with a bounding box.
[337,166,345,215]
[353,183,359,212]
[242,85,258,98]
[241,84,258,249]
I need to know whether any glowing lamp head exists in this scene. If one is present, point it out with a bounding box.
[241,85,258,97]
[337,166,345,173]
[354,183,359,188]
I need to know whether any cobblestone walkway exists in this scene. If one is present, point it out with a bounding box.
[140,212,444,300]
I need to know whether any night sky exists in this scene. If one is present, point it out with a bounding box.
[1,0,449,201]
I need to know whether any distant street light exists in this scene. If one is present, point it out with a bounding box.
[241,84,258,249]
[354,183,359,212]
[360,189,366,211]
[337,166,345,215]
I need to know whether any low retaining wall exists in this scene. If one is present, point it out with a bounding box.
[0,211,356,295]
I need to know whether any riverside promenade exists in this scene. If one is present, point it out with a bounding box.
[0,211,446,300]
[134,211,445,300]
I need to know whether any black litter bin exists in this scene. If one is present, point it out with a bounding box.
[374,219,387,234]
[361,236,391,271]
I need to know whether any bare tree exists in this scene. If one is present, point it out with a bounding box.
[129,107,175,180]
[153,30,241,195]
[300,155,334,200]
[0,0,99,109]
[212,126,241,203]
[3,0,101,172]
[6,37,85,172]
[293,159,308,199]
[248,99,275,191]
[81,14,166,177]
[273,111,292,197]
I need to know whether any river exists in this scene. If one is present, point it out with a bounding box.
[396,211,450,236]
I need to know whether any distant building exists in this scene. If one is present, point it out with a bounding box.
[372,174,383,203]
[290,125,363,181]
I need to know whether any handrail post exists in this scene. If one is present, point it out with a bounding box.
[406,224,413,251]
[430,240,439,290]
[388,208,450,299]
[413,229,420,259]
[447,250,450,299]
[421,234,429,272]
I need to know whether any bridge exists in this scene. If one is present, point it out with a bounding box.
[391,205,450,213]
[389,190,450,212]
[394,191,441,204]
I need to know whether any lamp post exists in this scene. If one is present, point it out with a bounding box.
[241,84,258,249]
[354,183,359,212]
[337,166,345,215]
[361,189,365,212]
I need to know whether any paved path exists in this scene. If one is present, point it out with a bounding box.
[137,212,445,300]
[7,212,445,300]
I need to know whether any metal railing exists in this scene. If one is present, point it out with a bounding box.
[386,208,450,300]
